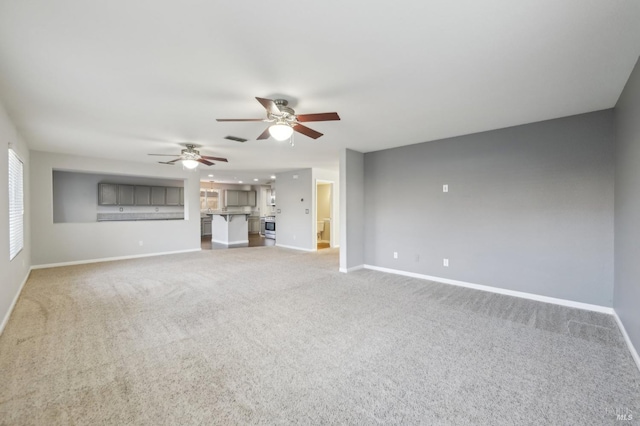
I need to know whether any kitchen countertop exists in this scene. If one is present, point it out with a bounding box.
[97,212,184,221]
[206,211,250,215]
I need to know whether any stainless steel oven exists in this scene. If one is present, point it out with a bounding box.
[264,216,276,239]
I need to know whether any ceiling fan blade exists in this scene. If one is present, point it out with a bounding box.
[216,118,265,122]
[148,153,180,156]
[257,127,271,140]
[296,112,341,122]
[256,97,281,115]
[197,158,214,166]
[158,158,181,165]
[200,155,228,162]
[293,124,323,139]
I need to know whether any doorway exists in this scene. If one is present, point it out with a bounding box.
[316,180,333,250]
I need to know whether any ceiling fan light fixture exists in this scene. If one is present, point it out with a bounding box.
[269,123,293,141]
[182,159,199,169]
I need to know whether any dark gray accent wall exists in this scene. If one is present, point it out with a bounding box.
[614,57,640,350]
[364,110,614,306]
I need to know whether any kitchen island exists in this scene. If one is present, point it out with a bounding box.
[208,212,250,247]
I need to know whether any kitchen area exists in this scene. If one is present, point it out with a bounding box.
[200,181,276,249]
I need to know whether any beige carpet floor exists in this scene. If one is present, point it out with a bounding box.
[1,247,638,425]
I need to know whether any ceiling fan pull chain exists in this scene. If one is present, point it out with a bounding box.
[290,132,295,147]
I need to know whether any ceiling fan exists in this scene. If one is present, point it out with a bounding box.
[148,144,228,169]
[216,97,340,142]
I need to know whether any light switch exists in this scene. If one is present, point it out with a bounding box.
[443,184,449,193]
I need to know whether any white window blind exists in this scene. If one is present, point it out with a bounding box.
[8,148,24,260]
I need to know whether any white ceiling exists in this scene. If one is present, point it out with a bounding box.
[0,1,638,183]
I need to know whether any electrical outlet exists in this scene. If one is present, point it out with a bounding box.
[139,240,144,246]
[443,258,449,267]
[393,252,398,259]
[293,234,296,240]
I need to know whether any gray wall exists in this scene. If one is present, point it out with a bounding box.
[31,151,201,266]
[53,171,184,223]
[275,169,314,250]
[614,57,640,351]
[340,149,365,271]
[364,111,614,306]
[0,99,31,333]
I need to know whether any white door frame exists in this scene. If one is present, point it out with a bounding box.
[315,179,334,249]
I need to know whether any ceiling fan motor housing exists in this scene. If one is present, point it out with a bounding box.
[182,145,200,160]
[270,99,296,122]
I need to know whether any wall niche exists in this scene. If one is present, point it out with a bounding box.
[52,170,185,223]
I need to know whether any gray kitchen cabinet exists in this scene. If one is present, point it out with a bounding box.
[151,187,166,205]
[201,216,212,236]
[225,190,239,206]
[135,186,151,205]
[166,187,181,206]
[97,183,186,207]
[118,184,135,206]
[225,189,256,207]
[98,183,118,205]
[237,191,248,206]
[248,217,260,234]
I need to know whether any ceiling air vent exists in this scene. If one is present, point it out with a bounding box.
[224,135,248,143]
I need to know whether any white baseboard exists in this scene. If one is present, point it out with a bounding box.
[31,248,202,270]
[363,265,614,315]
[339,264,364,273]
[275,243,315,252]
[0,268,31,336]
[613,311,640,373]
[212,239,249,245]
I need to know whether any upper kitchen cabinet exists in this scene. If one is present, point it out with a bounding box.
[225,190,238,206]
[166,187,181,206]
[224,190,256,207]
[117,184,135,206]
[135,186,151,206]
[151,187,166,205]
[98,183,118,205]
[97,183,183,206]
[237,191,248,206]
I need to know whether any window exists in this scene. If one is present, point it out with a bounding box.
[8,148,24,260]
